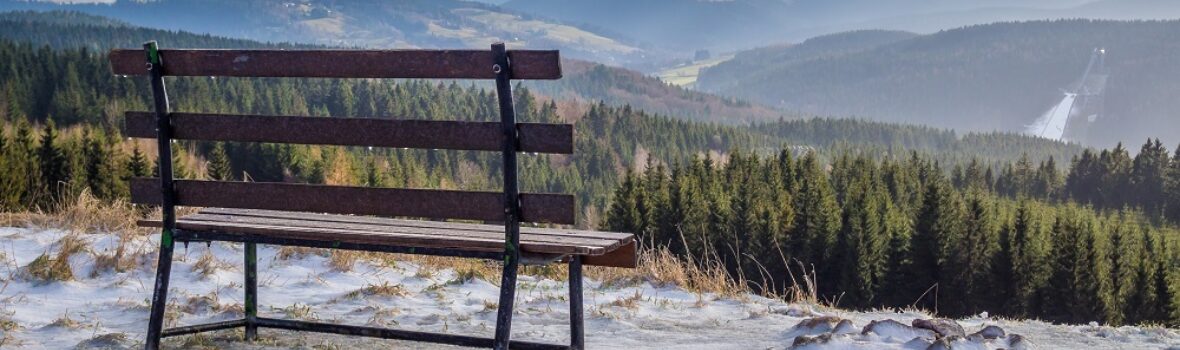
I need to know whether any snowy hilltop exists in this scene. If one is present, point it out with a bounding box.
[2,226,1179,349]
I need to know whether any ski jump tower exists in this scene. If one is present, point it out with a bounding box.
[1062,48,1109,142]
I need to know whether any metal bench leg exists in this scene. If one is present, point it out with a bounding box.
[493,252,520,350]
[569,256,585,350]
[244,242,258,341]
[144,231,175,350]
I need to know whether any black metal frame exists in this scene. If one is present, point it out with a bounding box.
[140,42,586,349]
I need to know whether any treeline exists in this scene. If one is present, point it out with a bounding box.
[604,147,1180,325]
[754,118,1083,167]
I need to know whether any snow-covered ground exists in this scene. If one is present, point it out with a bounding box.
[2,227,1179,349]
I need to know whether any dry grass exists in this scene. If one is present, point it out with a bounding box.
[275,246,323,261]
[191,251,232,277]
[22,234,87,283]
[277,303,315,320]
[327,250,358,272]
[91,230,137,277]
[607,290,644,310]
[589,247,747,298]
[46,312,81,329]
[344,281,408,299]
[0,190,139,233]
[0,310,18,331]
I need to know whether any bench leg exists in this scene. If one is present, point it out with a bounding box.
[144,231,176,350]
[569,256,585,350]
[244,242,258,341]
[493,254,520,350]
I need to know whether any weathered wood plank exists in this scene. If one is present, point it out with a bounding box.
[123,112,572,154]
[109,49,562,80]
[581,240,638,268]
[130,178,575,225]
[199,208,632,241]
[143,213,623,252]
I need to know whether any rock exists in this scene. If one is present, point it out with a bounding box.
[925,337,953,350]
[862,319,937,340]
[902,337,932,349]
[969,325,1006,340]
[912,318,966,338]
[832,319,859,335]
[788,316,845,336]
[790,333,832,348]
[1008,333,1031,350]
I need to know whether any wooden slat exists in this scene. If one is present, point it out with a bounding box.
[130,178,574,225]
[199,208,633,241]
[582,240,637,268]
[109,49,562,80]
[149,214,624,252]
[124,112,572,154]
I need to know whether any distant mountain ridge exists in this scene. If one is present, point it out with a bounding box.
[697,19,1180,148]
[0,0,656,67]
[503,0,1178,60]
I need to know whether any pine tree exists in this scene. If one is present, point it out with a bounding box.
[207,143,232,181]
[835,162,889,308]
[955,192,999,314]
[3,120,37,210]
[1010,201,1049,318]
[363,157,386,188]
[902,172,963,313]
[37,119,70,208]
[1071,214,1109,324]
[791,152,841,290]
[1166,144,1180,223]
[83,130,119,200]
[1044,212,1081,322]
[1130,139,1170,216]
[126,144,149,179]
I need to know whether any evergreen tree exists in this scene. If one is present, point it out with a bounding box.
[126,144,149,179]
[83,129,119,200]
[1010,201,1049,318]
[207,143,232,181]
[835,160,889,308]
[1130,139,1170,216]
[1166,144,1180,223]
[37,119,69,207]
[903,172,963,312]
[790,152,841,292]
[955,192,999,314]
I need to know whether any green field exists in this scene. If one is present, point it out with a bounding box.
[654,54,733,87]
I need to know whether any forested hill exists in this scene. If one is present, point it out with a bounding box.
[0,10,784,125]
[697,19,1180,148]
[0,0,653,67]
[0,11,312,50]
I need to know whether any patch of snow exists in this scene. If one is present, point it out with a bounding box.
[1,227,1178,349]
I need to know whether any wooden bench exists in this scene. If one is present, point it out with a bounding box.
[112,41,636,350]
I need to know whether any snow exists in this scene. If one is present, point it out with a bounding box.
[1027,92,1077,141]
[2,227,1179,349]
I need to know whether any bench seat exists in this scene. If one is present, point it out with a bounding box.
[138,208,636,268]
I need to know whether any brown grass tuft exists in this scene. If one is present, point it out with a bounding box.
[589,247,745,298]
[607,290,644,310]
[191,251,231,277]
[46,313,81,329]
[327,250,358,272]
[22,234,87,283]
[0,191,139,233]
[344,281,408,299]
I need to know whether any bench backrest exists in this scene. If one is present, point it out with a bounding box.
[113,42,574,228]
